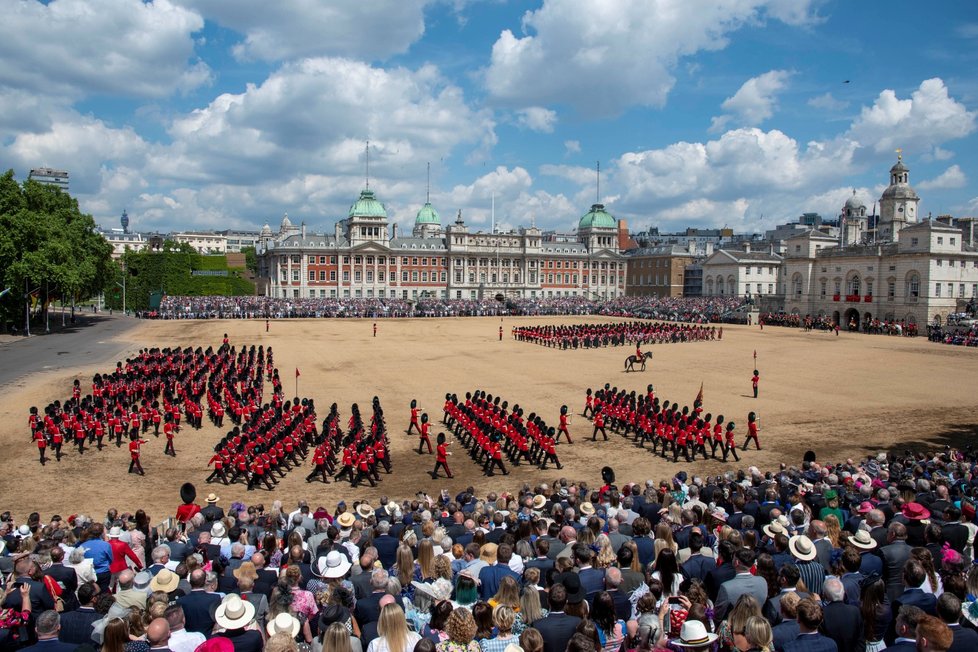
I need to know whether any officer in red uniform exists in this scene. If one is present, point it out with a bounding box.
[499,325,503,341]
[431,432,453,479]
[306,445,329,484]
[51,423,64,462]
[751,370,760,399]
[407,399,421,435]
[34,429,47,465]
[484,437,508,476]
[583,389,593,418]
[723,422,740,462]
[373,322,377,338]
[417,413,433,454]
[556,405,572,444]
[591,408,608,441]
[743,412,761,450]
[128,436,148,475]
[163,415,176,456]
[206,448,229,484]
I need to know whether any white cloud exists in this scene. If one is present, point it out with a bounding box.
[710,70,792,132]
[177,0,430,62]
[919,164,967,190]
[564,140,581,156]
[515,107,558,133]
[808,92,849,112]
[0,0,209,101]
[847,78,977,155]
[485,0,819,116]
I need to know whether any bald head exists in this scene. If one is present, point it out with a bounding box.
[146,618,170,647]
[250,553,265,569]
[378,594,396,608]
[118,569,135,589]
[560,526,577,543]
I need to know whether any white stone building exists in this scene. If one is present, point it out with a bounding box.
[700,243,784,299]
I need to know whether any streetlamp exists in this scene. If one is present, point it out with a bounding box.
[116,258,127,316]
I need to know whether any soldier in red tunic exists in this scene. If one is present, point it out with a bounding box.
[417,413,433,454]
[556,405,572,444]
[743,412,761,450]
[306,444,330,484]
[591,408,608,441]
[430,432,453,479]
[723,422,740,462]
[33,429,47,465]
[163,414,176,456]
[128,436,148,475]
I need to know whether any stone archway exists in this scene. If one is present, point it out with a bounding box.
[844,308,860,331]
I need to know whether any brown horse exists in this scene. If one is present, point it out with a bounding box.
[624,351,653,372]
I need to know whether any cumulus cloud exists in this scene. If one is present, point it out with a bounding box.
[0,0,209,101]
[808,92,849,112]
[918,164,967,190]
[847,78,977,156]
[515,107,558,133]
[485,0,818,116]
[564,140,581,156]
[710,70,792,132]
[177,0,430,62]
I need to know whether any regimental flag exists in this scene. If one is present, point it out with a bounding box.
[695,382,703,405]
[753,349,757,361]
[295,368,301,378]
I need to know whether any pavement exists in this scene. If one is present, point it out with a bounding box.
[0,313,141,387]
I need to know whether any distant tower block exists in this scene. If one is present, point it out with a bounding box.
[121,209,130,234]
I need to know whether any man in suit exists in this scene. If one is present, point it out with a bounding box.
[617,546,644,596]
[916,615,954,652]
[20,611,77,652]
[573,544,605,602]
[604,568,631,621]
[533,584,581,652]
[146,618,172,652]
[146,545,171,577]
[114,570,148,610]
[942,506,970,555]
[163,529,191,564]
[867,509,890,549]
[705,541,738,603]
[200,495,224,524]
[350,550,378,600]
[809,520,834,572]
[353,569,389,628]
[783,599,838,652]
[606,519,629,553]
[888,605,926,651]
[478,543,521,600]
[771,592,801,651]
[891,559,938,616]
[762,564,811,626]
[372,522,400,570]
[250,553,276,598]
[714,548,768,621]
[58,582,102,646]
[44,547,78,611]
[880,522,913,604]
[524,539,555,586]
[819,578,862,652]
[3,554,55,613]
[936,592,978,652]
[679,530,716,584]
[176,570,221,635]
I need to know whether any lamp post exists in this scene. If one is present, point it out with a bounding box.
[116,258,127,316]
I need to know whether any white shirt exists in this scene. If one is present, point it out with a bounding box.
[367,632,421,652]
[169,628,206,652]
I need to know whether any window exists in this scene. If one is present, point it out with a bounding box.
[308,256,315,264]
[402,257,409,265]
[378,256,386,264]
[412,271,419,282]
[820,281,827,297]
[342,271,349,281]
[319,271,326,281]
[888,282,895,299]
[291,255,301,264]
[308,270,315,281]
[421,271,428,282]
[402,271,409,282]
[378,271,385,282]
[949,259,955,267]
[911,238,919,247]
[795,245,801,253]
[330,256,337,264]
[412,257,419,265]
[937,259,943,267]
[907,275,919,298]
[745,267,751,275]
[757,283,763,294]
[936,283,942,297]
[937,237,944,245]
[421,258,428,266]
[959,284,966,298]
[329,271,336,281]
[950,238,956,245]
[343,256,350,264]
[366,256,374,264]
[948,283,953,296]
[319,256,326,264]
[354,271,361,282]
[768,284,773,294]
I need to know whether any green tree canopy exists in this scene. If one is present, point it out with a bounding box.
[0,170,114,327]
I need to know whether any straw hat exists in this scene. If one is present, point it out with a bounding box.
[149,569,180,593]
[336,512,356,529]
[314,551,352,579]
[214,594,255,630]
[206,494,220,504]
[788,535,817,562]
[211,522,227,538]
[762,521,787,539]
[266,612,300,638]
[108,526,123,539]
[532,495,547,510]
[356,504,374,519]
[579,502,595,516]
[849,529,877,551]
[671,620,719,648]
[232,561,258,581]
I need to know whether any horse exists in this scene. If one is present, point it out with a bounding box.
[624,351,653,372]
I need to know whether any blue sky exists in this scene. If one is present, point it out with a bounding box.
[1,0,976,236]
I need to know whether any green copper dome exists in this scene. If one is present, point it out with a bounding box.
[415,201,440,225]
[349,188,388,218]
[579,203,616,230]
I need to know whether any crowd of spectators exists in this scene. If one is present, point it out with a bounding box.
[760,313,922,337]
[5,444,978,652]
[148,297,745,324]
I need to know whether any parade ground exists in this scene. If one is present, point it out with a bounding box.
[2,315,977,519]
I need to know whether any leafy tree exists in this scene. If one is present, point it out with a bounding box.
[0,170,114,330]
[241,245,259,275]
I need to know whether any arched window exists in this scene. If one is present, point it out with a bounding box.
[727,275,736,296]
[706,277,714,295]
[906,273,920,299]
[792,273,803,297]
[848,274,861,296]
[717,277,725,295]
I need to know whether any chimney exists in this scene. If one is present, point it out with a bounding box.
[301,222,306,239]
[742,241,751,254]
[335,222,341,242]
[705,242,714,256]
[687,240,695,255]
[769,243,775,255]
[392,223,398,239]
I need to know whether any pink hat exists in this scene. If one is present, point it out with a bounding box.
[195,638,234,652]
[901,502,931,521]
[857,502,873,514]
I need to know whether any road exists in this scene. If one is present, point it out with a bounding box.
[0,314,141,387]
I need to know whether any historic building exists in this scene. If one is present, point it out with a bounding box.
[782,157,978,328]
[624,244,702,297]
[700,242,784,300]
[256,187,628,300]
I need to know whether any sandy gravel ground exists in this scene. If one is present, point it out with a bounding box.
[2,317,977,521]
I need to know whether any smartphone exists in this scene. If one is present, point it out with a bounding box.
[667,596,682,605]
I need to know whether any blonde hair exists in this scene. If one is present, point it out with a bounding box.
[265,633,298,652]
[394,544,414,588]
[492,575,522,610]
[493,605,516,633]
[743,615,773,650]
[445,607,477,643]
[479,543,498,564]
[417,539,436,579]
[727,594,762,637]
[433,555,452,580]
[520,585,544,625]
[321,622,352,652]
[377,603,410,652]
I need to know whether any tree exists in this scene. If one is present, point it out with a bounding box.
[0,170,114,331]
[241,245,259,275]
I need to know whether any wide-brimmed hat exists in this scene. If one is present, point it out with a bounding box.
[266,612,300,638]
[671,620,719,648]
[824,489,838,501]
[211,522,227,538]
[356,504,374,519]
[902,502,931,521]
[149,568,180,593]
[133,571,152,590]
[384,503,400,517]
[215,594,255,630]
[411,577,453,602]
[205,493,220,504]
[336,512,356,529]
[788,535,817,562]
[856,501,874,514]
[108,526,123,539]
[580,502,595,516]
[314,551,352,579]
[16,525,30,538]
[762,521,787,539]
[849,530,877,550]
[532,495,547,510]
[232,562,258,581]
[710,507,728,523]
[195,638,234,652]
[561,573,586,604]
